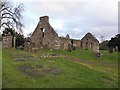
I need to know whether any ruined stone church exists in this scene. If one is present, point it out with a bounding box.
[28,16,99,52]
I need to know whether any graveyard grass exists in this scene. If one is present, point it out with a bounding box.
[0,47,2,89]
[2,48,118,88]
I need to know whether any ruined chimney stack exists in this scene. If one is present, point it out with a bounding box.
[40,16,49,23]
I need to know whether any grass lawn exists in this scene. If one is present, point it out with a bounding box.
[2,48,118,88]
[0,46,2,89]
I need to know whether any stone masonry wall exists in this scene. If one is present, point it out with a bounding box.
[30,16,99,52]
[81,33,99,52]
[2,34,13,48]
[30,16,59,50]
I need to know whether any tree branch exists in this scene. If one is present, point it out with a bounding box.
[2,21,14,29]
[1,7,14,15]
[0,1,24,33]
[2,12,13,17]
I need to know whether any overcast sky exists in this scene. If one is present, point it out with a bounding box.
[12,0,119,41]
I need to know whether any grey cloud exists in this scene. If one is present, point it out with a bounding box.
[12,1,118,41]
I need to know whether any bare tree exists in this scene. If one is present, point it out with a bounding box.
[100,35,105,42]
[0,0,24,33]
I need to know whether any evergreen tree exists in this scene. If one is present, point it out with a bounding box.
[107,34,120,52]
[2,28,25,48]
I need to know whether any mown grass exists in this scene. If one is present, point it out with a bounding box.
[0,47,2,89]
[33,48,118,62]
[2,48,118,88]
